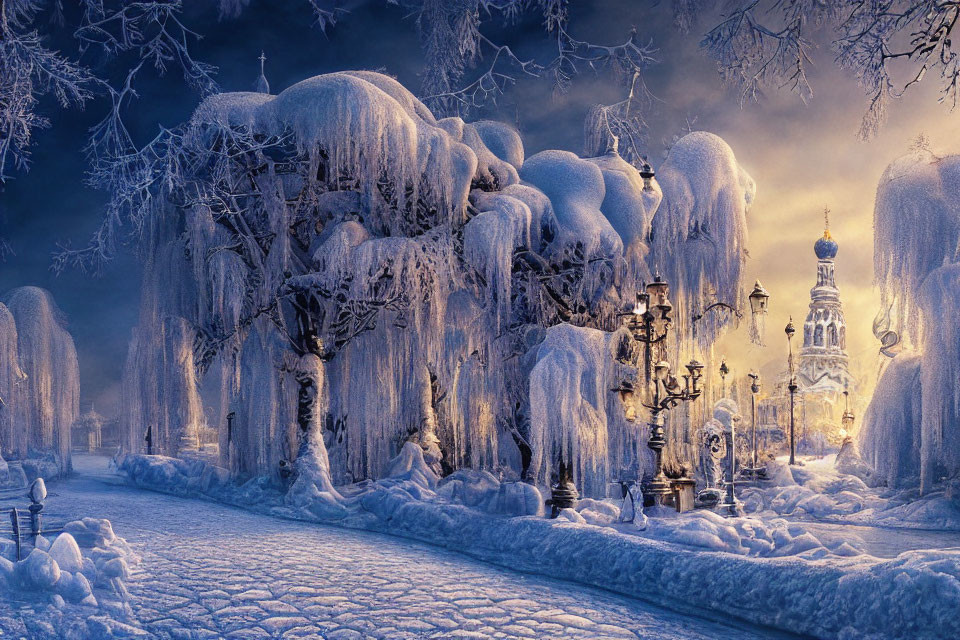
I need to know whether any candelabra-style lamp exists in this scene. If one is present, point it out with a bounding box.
[626,274,673,383]
[642,357,704,507]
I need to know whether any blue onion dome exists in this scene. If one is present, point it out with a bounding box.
[814,229,838,259]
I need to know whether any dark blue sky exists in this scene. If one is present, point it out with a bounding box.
[1,1,949,413]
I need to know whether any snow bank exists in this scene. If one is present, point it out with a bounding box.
[639,509,864,558]
[739,456,960,531]
[118,451,960,640]
[0,521,140,638]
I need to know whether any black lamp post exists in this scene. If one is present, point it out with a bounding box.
[719,358,730,398]
[642,357,704,507]
[748,371,761,472]
[841,389,855,438]
[785,317,798,466]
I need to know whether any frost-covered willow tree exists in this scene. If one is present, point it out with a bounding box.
[80,69,751,497]
[863,145,960,492]
[646,131,754,468]
[0,287,80,474]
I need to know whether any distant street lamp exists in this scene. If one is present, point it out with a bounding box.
[841,389,855,438]
[719,358,730,398]
[748,280,771,314]
[785,317,798,466]
[748,371,761,472]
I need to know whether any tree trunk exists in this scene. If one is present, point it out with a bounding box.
[286,353,344,512]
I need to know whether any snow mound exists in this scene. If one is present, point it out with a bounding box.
[1,521,140,638]
[641,510,862,558]
[585,151,661,262]
[520,150,622,259]
[437,469,544,517]
[384,442,440,491]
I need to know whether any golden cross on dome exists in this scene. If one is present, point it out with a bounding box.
[823,206,832,239]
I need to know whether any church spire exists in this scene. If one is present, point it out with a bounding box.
[814,205,838,260]
[255,51,270,94]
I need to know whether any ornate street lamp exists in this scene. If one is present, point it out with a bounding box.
[641,357,704,508]
[748,280,771,346]
[627,274,673,383]
[786,317,798,466]
[691,281,772,347]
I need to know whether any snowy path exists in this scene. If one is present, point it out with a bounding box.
[34,456,803,640]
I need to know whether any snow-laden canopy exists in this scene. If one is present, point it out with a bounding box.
[874,148,960,344]
[117,70,751,496]
[0,287,80,473]
[650,131,755,350]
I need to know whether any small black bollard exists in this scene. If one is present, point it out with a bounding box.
[10,508,21,561]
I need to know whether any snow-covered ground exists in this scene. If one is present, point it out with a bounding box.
[112,450,960,640]
[21,456,800,640]
[740,455,960,531]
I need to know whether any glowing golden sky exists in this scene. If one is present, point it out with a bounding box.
[704,59,960,406]
[579,9,960,408]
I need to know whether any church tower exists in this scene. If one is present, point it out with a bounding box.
[797,208,855,394]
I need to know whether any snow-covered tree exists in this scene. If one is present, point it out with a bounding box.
[863,147,960,493]
[0,286,80,474]
[81,66,753,497]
